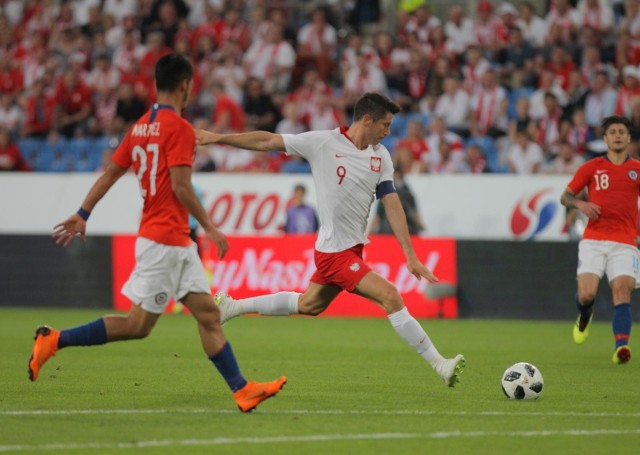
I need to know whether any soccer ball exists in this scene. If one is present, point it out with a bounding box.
[501,362,544,400]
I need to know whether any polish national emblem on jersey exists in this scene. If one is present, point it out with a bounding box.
[628,170,638,181]
[370,156,382,172]
[350,262,361,272]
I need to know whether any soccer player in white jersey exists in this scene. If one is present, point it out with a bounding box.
[196,92,466,387]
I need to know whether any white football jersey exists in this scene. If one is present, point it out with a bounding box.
[283,128,395,253]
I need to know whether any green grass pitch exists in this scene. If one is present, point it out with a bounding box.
[1,307,639,454]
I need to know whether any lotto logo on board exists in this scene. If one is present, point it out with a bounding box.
[510,189,558,240]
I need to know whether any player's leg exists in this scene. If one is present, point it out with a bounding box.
[214,290,303,324]
[214,279,341,324]
[573,240,606,344]
[606,245,637,364]
[180,241,287,412]
[610,276,634,364]
[573,273,599,344]
[28,305,160,382]
[182,292,287,412]
[353,270,465,387]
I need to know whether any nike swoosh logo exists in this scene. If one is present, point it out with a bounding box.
[335,154,346,158]
[596,170,606,174]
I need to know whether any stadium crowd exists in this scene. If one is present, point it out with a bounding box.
[0,0,639,174]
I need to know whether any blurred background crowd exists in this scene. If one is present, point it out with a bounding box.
[0,0,639,175]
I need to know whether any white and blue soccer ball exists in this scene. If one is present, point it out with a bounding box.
[501,362,544,400]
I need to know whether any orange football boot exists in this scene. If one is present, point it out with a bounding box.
[233,376,287,412]
[28,326,60,381]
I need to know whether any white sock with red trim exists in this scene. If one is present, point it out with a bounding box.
[388,307,444,368]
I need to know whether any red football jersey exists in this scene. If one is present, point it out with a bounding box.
[112,104,195,246]
[568,156,640,246]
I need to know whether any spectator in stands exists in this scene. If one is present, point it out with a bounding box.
[469,69,508,138]
[213,7,251,52]
[615,66,640,117]
[140,31,173,78]
[147,0,182,47]
[342,51,387,113]
[584,70,618,134]
[86,53,120,94]
[563,68,590,117]
[54,67,93,138]
[305,92,345,131]
[508,96,533,141]
[542,139,585,174]
[619,0,640,41]
[444,5,473,57]
[283,184,319,234]
[403,49,429,107]
[112,30,145,73]
[563,106,596,157]
[402,4,441,46]
[544,0,580,45]
[504,125,545,174]
[529,68,568,120]
[0,54,23,96]
[242,23,296,95]
[433,75,470,138]
[242,77,280,133]
[501,25,538,89]
[431,139,468,174]
[0,128,29,171]
[424,116,465,171]
[0,93,21,135]
[103,0,138,24]
[340,32,379,81]
[580,45,610,88]
[464,143,491,174]
[424,54,452,101]
[472,0,502,57]
[393,144,427,174]
[461,45,491,96]
[94,86,117,133]
[577,0,615,44]
[210,82,245,134]
[21,77,55,138]
[114,82,147,131]
[395,118,429,162]
[537,91,564,158]
[276,101,307,135]
[517,1,547,49]
[294,7,337,85]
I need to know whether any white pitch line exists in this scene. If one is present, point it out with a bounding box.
[1,429,640,452]
[2,409,640,418]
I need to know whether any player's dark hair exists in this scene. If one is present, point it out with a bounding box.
[601,115,632,134]
[154,53,193,92]
[352,92,400,122]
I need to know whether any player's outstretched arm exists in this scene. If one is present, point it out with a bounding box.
[381,193,438,283]
[195,129,285,152]
[52,161,127,247]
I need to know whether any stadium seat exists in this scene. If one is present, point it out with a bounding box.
[68,138,102,172]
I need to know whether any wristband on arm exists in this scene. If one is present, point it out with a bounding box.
[77,208,91,221]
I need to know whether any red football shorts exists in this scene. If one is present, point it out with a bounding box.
[310,244,371,291]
